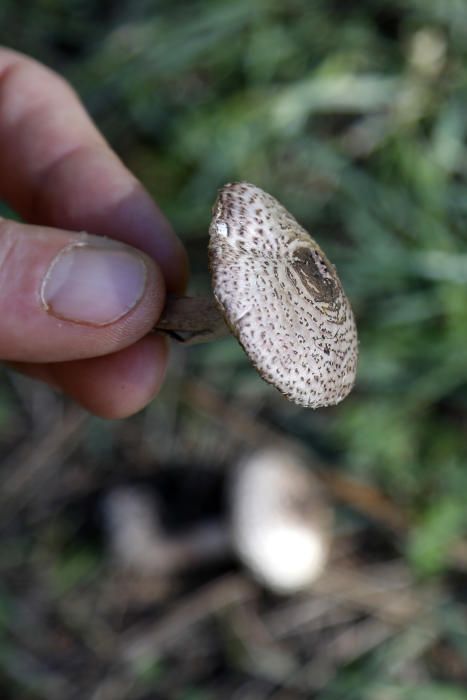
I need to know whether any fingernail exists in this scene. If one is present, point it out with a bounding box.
[41,242,147,326]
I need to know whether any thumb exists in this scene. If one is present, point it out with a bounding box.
[0,218,166,363]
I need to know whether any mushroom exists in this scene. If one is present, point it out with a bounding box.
[229,447,333,594]
[102,448,333,595]
[102,486,230,576]
[156,182,358,407]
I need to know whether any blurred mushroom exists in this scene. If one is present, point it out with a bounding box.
[156,182,358,407]
[102,448,332,594]
[102,486,229,576]
[230,447,333,594]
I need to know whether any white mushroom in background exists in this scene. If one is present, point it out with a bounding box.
[156,182,358,408]
[102,448,333,595]
[102,486,229,575]
[103,486,160,571]
[229,447,333,594]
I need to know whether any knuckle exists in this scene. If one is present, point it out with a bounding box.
[0,219,20,287]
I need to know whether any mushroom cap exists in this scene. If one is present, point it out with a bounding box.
[102,486,162,571]
[229,447,332,594]
[209,182,358,407]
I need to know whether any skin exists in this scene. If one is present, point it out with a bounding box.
[0,48,189,418]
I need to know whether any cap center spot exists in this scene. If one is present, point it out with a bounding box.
[292,247,340,304]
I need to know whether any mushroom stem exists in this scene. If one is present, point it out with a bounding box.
[103,486,231,576]
[154,295,229,345]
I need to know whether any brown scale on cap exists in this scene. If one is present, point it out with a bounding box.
[208,182,358,407]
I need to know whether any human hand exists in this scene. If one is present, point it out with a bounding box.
[0,48,188,418]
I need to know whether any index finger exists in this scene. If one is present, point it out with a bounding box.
[0,48,188,293]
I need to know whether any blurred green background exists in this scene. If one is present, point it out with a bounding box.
[1,0,467,698]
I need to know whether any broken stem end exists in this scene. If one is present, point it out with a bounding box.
[154,295,229,345]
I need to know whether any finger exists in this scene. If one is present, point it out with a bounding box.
[0,218,166,363]
[14,334,169,419]
[0,48,188,293]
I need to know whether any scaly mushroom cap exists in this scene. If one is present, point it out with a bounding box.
[209,182,358,407]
